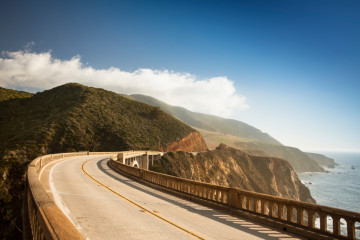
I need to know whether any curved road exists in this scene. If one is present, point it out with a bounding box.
[40,155,303,240]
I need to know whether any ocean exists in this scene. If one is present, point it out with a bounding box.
[298,152,360,237]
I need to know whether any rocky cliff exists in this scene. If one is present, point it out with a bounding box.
[155,144,315,203]
[166,131,208,152]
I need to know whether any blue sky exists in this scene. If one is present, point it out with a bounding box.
[0,0,359,151]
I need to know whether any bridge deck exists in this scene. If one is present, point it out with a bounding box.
[40,155,304,240]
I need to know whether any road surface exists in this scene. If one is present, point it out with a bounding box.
[40,155,304,240]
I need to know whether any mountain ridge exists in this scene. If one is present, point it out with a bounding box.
[128,94,282,145]
[128,93,329,173]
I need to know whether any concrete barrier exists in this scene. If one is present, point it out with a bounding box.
[26,151,124,239]
[26,152,91,240]
[110,159,360,240]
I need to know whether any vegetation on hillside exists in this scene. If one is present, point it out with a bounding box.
[128,94,282,145]
[0,87,33,101]
[0,83,204,239]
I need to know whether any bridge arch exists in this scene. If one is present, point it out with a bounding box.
[132,160,139,168]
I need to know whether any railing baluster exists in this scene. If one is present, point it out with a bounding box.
[320,212,327,231]
[248,196,252,211]
[254,198,258,212]
[288,206,293,222]
[297,208,303,225]
[278,204,284,220]
[347,218,355,239]
[261,200,265,214]
[308,210,315,228]
[269,201,273,217]
[333,216,340,236]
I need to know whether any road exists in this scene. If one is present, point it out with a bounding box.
[40,155,304,240]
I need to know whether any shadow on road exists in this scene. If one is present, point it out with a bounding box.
[96,158,301,240]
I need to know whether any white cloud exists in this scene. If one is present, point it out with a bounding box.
[0,50,248,117]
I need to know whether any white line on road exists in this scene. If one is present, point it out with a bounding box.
[49,158,90,240]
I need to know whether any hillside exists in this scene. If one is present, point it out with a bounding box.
[306,152,336,168]
[152,144,315,203]
[128,94,282,145]
[128,94,330,173]
[0,84,207,238]
[233,141,324,173]
[0,86,33,101]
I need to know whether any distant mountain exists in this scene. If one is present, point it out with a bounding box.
[128,94,329,173]
[197,128,326,173]
[128,94,282,145]
[233,141,324,173]
[0,84,207,239]
[306,152,336,168]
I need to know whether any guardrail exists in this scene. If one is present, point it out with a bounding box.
[110,159,360,240]
[26,151,118,240]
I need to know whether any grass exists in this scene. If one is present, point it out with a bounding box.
[0,87,33,102]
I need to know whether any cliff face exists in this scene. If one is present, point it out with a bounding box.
[166,131,208,152]
[157,144,315,203]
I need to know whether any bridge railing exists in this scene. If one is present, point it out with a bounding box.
[27,151,119,240]
[110,159,360,240]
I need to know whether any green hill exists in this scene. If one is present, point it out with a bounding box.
[0,86,33,101]
[128,94,282,145]
[0,83,206,238]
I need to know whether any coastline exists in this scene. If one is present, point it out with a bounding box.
[298,152,360,237]
[298,152,360,213]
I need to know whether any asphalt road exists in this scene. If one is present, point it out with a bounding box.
[40,155,304,240]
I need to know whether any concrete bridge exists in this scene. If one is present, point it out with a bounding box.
[26,151,360,240]
[116,151,164,169]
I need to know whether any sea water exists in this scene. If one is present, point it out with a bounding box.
[298,152,360,237]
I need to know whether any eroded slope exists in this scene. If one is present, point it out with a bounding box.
[154,144,315,203]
